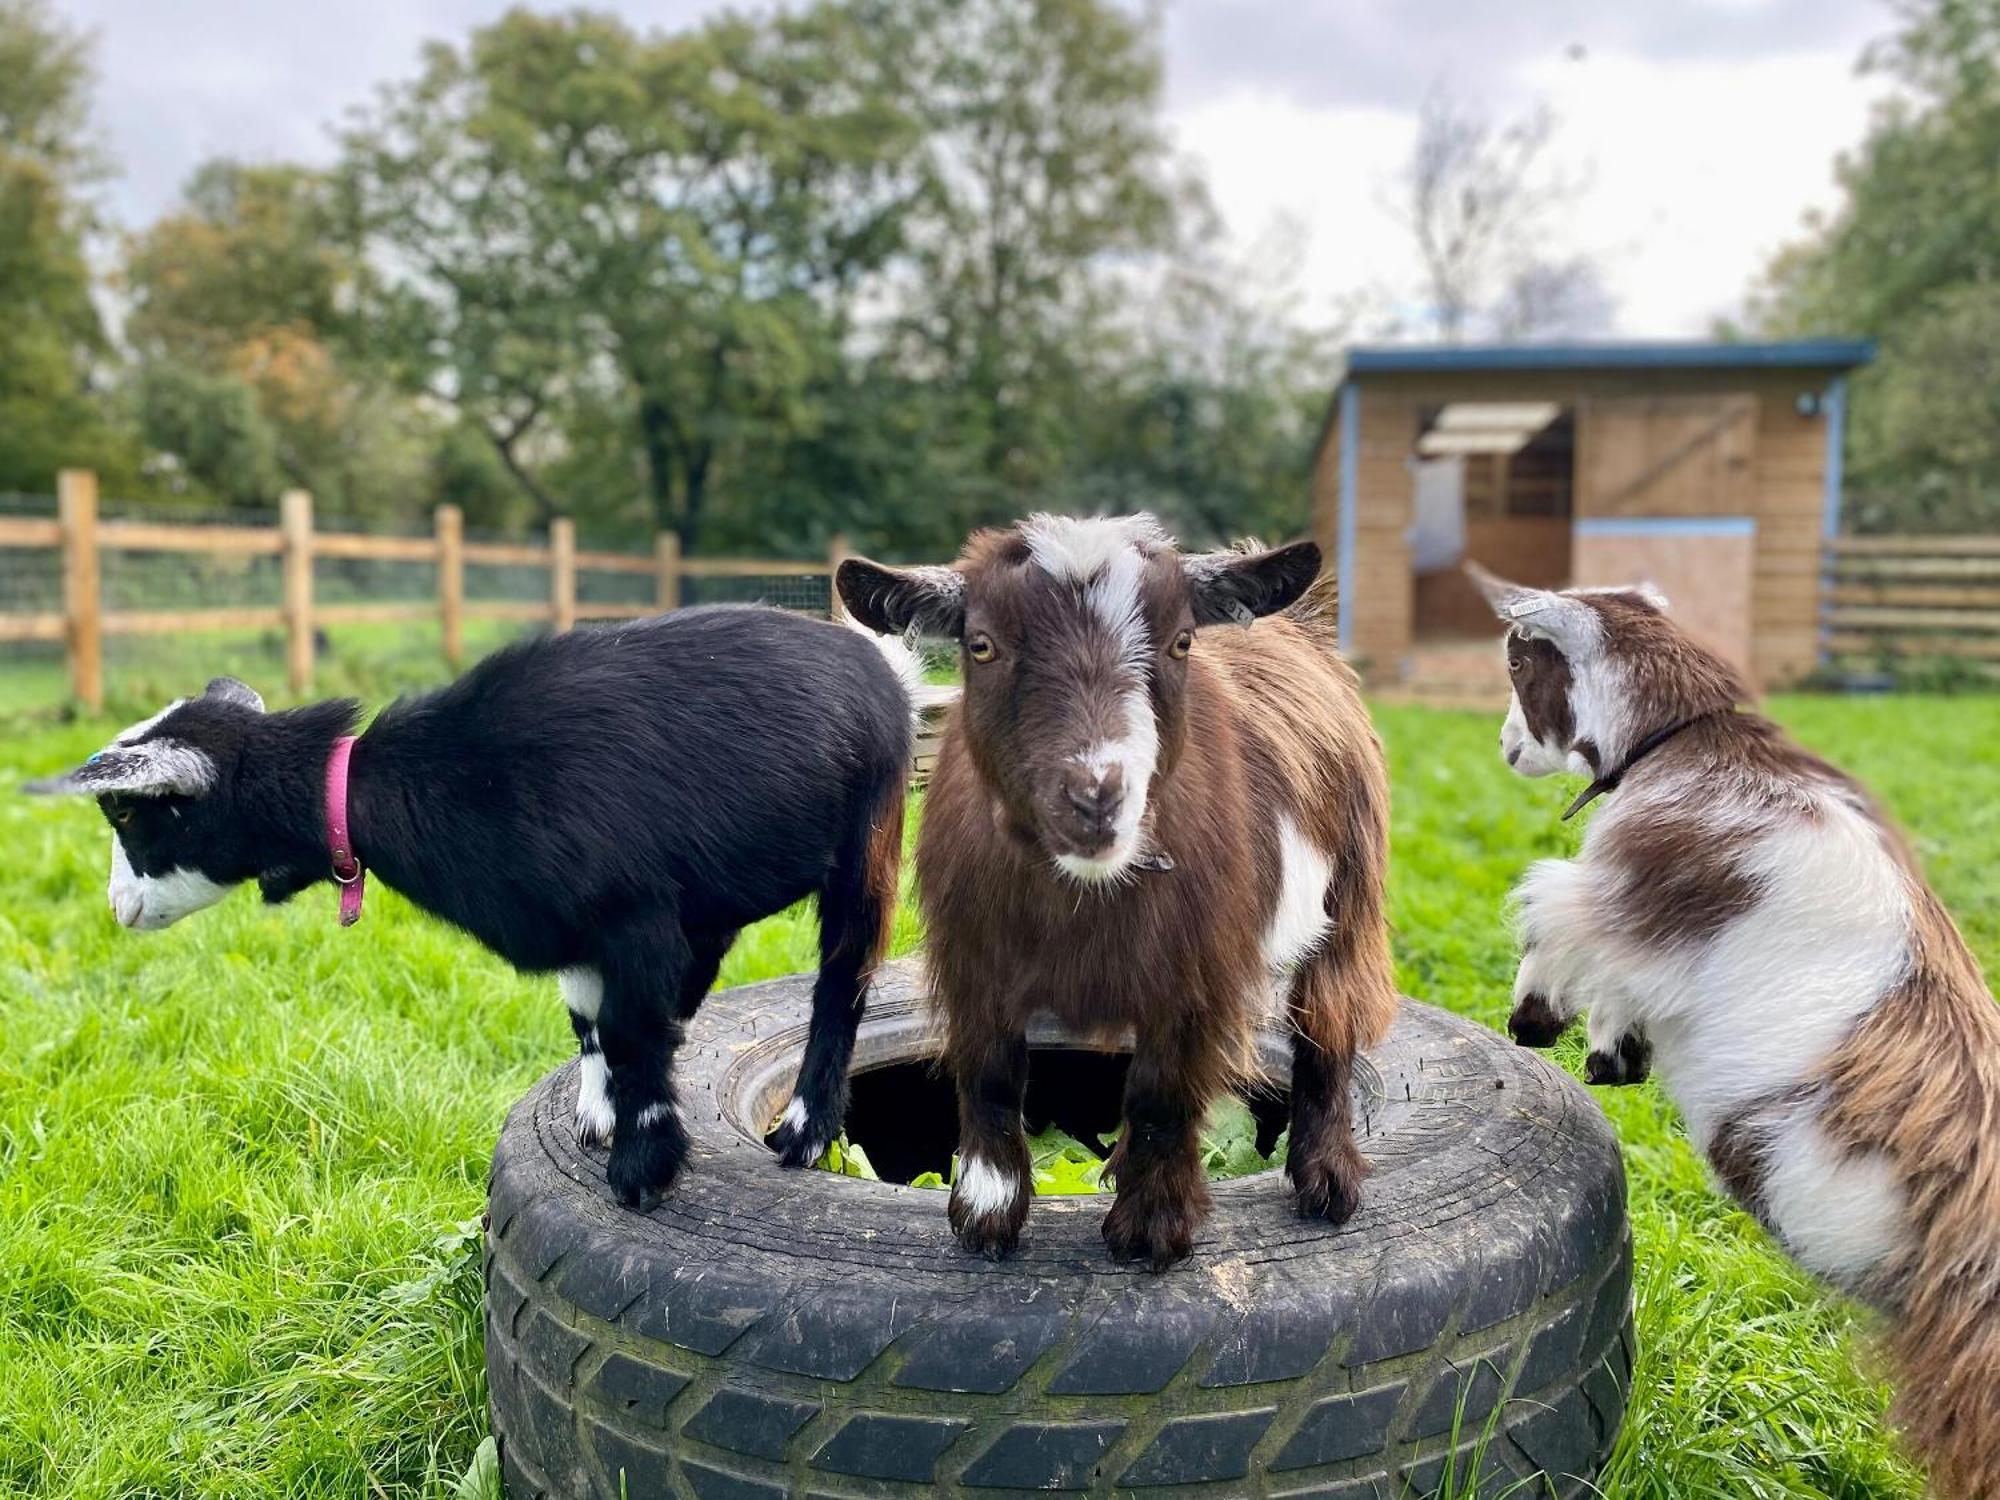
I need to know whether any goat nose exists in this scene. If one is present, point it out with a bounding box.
[1061,765,1124,834]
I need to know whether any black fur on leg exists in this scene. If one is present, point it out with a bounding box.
[1508,991,1572,1048]
[1585,1029,1653,1086]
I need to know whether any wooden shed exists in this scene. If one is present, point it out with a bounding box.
[1309,340,1874,691]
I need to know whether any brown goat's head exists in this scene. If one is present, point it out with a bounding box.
[1465,561,1749,778]
[840,515,1319,884]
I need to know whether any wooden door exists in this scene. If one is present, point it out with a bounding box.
[1575,393,1758,518]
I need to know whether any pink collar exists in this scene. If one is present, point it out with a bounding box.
[325,735,365,926]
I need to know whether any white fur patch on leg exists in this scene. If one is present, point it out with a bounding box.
[955,1155,1021,1217]
[1263,813,1333,968]
[779,1096,810,1134]
[574,1049,614,1146]
[559,966,602,1023]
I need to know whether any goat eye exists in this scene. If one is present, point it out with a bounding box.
[965,633,996,664]
[1508,656,1526,674]
[1169,629,1193,659]
[113,807,134,828]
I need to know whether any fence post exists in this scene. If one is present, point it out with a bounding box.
[436,504,464,669]
[58,469,102,712]
[280,489,314,695]
[655,531,682,612]
[826,532,852,620]
[550,517,576,632]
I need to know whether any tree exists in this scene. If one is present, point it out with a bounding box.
[345,3,927,549]
[1069,219,1345,546]
[890,0,1192,517]
[121,160,444,519]
[123,162,361,364]
[0,0,133,495]
[1752,0,2000,529]
[1398,88,1608,342]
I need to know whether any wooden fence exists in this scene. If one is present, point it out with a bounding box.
[0,470,852,710]
[1823,534,2000,671]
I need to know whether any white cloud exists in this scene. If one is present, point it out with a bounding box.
[1168,35,1887,337]
[65,0,1889,339]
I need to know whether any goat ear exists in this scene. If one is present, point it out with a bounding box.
[1464,560,1543,618]
[1185,540,1321,626]
[1464,562,1601,651]
[1631,579,1670,612]
[23,739,217,798]
[836,558,966,639]
[205,676,264,713]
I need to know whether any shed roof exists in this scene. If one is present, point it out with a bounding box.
[1333,338,1873,392]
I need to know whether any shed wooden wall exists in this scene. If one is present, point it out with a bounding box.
[1310,368,1833,688]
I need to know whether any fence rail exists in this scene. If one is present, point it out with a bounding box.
[1824,533,2000,666]
[0,470,852,710]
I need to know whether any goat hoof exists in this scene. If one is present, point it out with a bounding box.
[949,1200,1026,1260]
[1507,993,1569,1048]
[1101,1199,1197,1272]
[1584,1033,1652,1086]
[606,1110,687,1211]
[1288,1147,1366,1226]
[574,1101,615,1149]
[767,1097,833,1168]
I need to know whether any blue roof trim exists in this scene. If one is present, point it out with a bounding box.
[1341,339,1875,379]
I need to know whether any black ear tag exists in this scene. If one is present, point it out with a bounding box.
[1225,599,1255,626]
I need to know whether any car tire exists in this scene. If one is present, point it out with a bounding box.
[486,957,1633,1499]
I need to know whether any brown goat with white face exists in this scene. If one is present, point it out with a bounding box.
[840,515,1399,1269]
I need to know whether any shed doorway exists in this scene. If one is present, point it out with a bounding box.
[1410,401,1575,641]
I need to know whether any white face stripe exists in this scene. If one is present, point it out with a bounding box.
[1054,683,1161,885]
[1023,516,1170,885]
[954,1155,1021,1217]
[107,833,232,930]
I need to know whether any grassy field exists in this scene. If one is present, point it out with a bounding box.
[0,639,1993,1497]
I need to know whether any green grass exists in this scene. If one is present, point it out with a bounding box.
[1,663,1994,1497]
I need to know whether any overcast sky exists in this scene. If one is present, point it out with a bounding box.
[61,0,1896,336]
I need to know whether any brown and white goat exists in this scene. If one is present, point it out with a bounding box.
[839,515,1398,1270]
[1471,563,2000,1496]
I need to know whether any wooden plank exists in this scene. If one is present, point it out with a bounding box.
[313,531,438,562]
[436,505,464,669]
[281,490,314,694]
[550,518,576,633]
[105,607,286,635]
[680,558,832,578]
[1826,633,2000,661]
[59,470,101,711]
[0,611,65,642]
[316,602,437,626]
[1832,535,2000,557]
[574,549,656,576]
[1826,606,2000,632]
[99,519,283,555]
[1830,584,2000,608]
[1831,556,2000,579]
[463,600,552,622]
[0,516,61,548]
[464,541,551,566]
[656,533,682,610]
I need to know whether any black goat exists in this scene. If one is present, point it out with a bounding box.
[27,606,917,1210]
